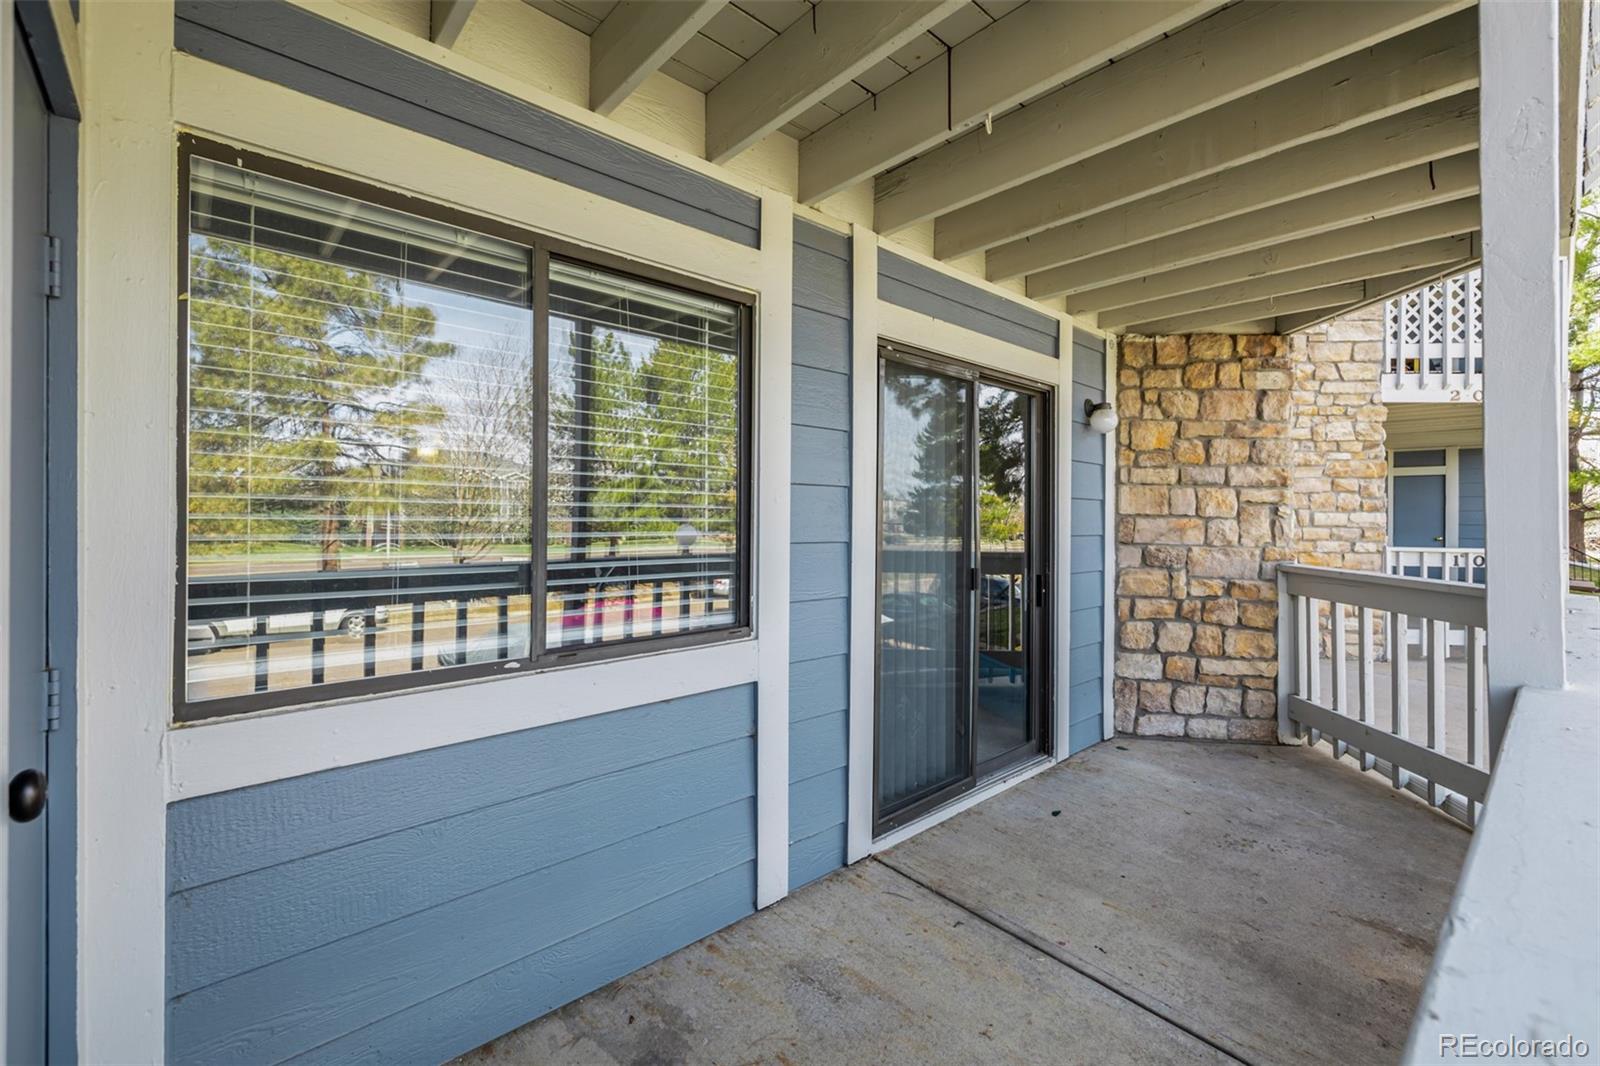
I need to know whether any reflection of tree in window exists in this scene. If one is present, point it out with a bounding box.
[404,333,533,563]
[978,388,1026,547]
[883,371,968,541]
[187,239,452,572]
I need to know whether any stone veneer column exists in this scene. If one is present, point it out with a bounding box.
[1113,334,1293,741]
[1288,305,1388,570]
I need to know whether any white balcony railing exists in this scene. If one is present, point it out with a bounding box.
[1382,268,1483,403]
[1386,546,1486,585]
[1276,565,1490,827]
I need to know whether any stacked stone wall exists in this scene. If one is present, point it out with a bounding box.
[1112,334,1292,741]
[1289,305,1388,571]
[1113,314,1391,741]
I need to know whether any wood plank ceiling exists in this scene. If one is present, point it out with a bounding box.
[449,0,1488,335]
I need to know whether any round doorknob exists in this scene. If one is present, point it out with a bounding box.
[9,769,47,823]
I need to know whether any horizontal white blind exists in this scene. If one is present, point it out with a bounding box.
[184,158,536,705]
[546,260,743,649]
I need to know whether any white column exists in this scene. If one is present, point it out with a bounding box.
[754,191,793,909]
[77,1,174,1060]
[1479,0,1568,754]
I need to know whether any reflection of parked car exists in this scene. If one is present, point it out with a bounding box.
[187,605,392,650]
[880,591,954,649]
[980,574,1022,610]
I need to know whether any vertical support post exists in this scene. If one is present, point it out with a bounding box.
[1480,0,1569,754]
[846,224,878,863]
[753,191,792,907]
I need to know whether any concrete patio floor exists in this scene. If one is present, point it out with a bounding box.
[458,738,1469,1065]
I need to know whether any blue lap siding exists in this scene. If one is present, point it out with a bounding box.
[789,221,852,888]
[1069,329,1109,755]
[877,251,1059,357]
[162,10,773,1056]
[165,686,757,1064]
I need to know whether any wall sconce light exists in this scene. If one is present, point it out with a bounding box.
[1084,399,1119,434]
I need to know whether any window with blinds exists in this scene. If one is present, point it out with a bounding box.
[547,261,744,650]
[179,143,750,718]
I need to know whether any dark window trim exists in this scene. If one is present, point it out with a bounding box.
[173,134,754,724]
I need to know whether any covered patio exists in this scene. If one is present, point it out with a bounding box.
[459,736,1468,1066]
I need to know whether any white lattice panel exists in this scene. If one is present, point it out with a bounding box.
[1382,268,1483,403]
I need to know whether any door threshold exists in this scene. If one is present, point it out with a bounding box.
[866,753,1053,854]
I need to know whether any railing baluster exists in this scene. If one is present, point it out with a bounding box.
[363,606,377,679]
[411,602,425,672]
[497,595,509,659]
[1294,595,1309,699]
[1305,597,1322,748]
[1358,605,1375,771]
[1390,610,1409,790]
[253,616,269,693]
[1466,624,1485,825]
[1332,600,1349,761]
[455,599,468,664]
[1426,617,1447,807]
[311,609,325,686]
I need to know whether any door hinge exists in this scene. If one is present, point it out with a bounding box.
[43,668,61,733]
[44,235,62,299]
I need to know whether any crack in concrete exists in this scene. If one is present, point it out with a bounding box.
[871,854,1259,1066]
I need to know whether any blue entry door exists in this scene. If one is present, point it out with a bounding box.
[1393,475,1447,548]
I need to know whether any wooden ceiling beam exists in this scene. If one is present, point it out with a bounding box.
[872,0,1474,234]
[1029,153,1479,301]
[985,94,1478,282]
[705,0,964,163]
[429,0,478,47]
[1272,259,1480,334]
[590,1,726,115]
[1063,199,1482,315]
[795,0,1221,203]
[1097,234,1477,329]
[944,12,1479,264]
[1121,285,1369,336]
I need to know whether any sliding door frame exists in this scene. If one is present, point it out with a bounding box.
[871,340,1054,837]
[973,373,1054,782]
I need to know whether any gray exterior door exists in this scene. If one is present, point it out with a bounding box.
[1392,475,1447,548]
[6,29,51,1065]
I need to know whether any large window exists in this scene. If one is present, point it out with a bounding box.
[178,140,750,720]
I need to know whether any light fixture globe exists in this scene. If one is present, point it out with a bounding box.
[1084,399,1119,435]
[675,521,700,553]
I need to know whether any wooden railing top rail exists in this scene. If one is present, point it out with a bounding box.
[1277,564,1486,628]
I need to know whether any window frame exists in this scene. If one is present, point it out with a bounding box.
[173,134,755,724]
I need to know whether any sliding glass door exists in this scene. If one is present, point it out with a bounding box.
[975,381,1045,777]
[875,346,1050,835]
[877,358,972,823]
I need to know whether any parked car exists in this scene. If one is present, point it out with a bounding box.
[186,604,392,651]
